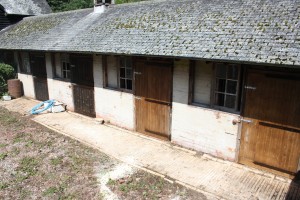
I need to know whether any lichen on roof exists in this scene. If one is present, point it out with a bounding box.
[0,0,299,67]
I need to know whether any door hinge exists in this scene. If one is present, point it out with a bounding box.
[244,85,256,90]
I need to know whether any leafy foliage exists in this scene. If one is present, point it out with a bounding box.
[0,63,15,95]
[46,0,147,12]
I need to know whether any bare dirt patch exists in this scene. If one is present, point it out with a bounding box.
[106,170,207,200]
[0,107,117,199]
[0,106,207,199]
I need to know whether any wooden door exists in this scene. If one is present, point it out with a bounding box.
[30,53,49,101]
[33,77,49,101]
[239,71,300,174]
[73,84,95,117]
[135,59,172,140]
[70,54,95,117]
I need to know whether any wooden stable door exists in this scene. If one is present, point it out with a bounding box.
[239,71,300,174]
[135,60,172,140]
[70,54,95,117]
[30,53,49,101]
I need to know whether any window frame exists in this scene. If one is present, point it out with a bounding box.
[189,61,243,114]
[119,56,133,92]
[17,52,31,74]
[61,54,71,80]
[52,53,72,82]
[103,55,133,93]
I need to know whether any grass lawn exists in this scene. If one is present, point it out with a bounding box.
[0,106,205,199]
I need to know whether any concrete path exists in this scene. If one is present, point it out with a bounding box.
[1,98,299,200]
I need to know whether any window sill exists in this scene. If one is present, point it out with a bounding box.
[18,72,31,75]
[103,86,133,94]
[189,102,241,115]
[53,77,71,83]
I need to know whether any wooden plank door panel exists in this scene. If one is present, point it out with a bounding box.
[254,123,300,173]
[145,99,171,139]
[73,84,95,118]
[134,58,172,140]
[239,70,300,174]
[33,77,49,101]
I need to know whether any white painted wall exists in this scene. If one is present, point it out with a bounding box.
[171,59,240,161]
[48,79,74,111]
[93,55,135,130]
[17,73,35,99]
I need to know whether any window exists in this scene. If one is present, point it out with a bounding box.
[119,57,132,90]
[18,52,31,74]
[61,54,71,79]
[190,61,242,112]
[53,53,71,80]
[214,63,240,110]
[103,56,133,92]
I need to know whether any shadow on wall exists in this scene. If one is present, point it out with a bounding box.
[285,171,300,200]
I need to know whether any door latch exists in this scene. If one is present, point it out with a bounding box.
[240,119,253,123]
[232,118,253,124]
[244,85,256,90]
[134,72,142,75]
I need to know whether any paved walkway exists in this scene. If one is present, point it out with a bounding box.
[1,98,299,200]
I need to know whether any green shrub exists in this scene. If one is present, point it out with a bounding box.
[0,63,15,80]
[0,63,15,96]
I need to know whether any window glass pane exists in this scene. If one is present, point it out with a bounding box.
[126,79,132,90]
[227,65,239,79]
[225,95,236,109]
[120,78,126,89]
[216,64,226,78]
[66,71,70,79]
[126,68,132,79]
[193,61,213,105]
[66,63,70,70]
[107,55,118,88]
[226,80,237,94]
[216,78,226,92]
[120,57,125,67]
[126,58,132,68]
[63,71,66,78]
[120,68,125,78]
[215,93,225,106]
[62,62,66,70]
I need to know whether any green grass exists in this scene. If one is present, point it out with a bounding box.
[0,182,9,190]
[0,152,8,160]
[0,143,7,148]
[43,186,59,196]
[18,157,39,177]
[50,156,63,166]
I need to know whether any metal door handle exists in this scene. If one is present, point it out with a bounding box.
[240,119,253,123]
[232,118,253,125]
[134,72,142,75]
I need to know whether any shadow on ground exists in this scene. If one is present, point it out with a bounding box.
[285,171,300,200]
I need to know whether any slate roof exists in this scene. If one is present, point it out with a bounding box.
[0,0,51,15]
[0,0,299,66]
